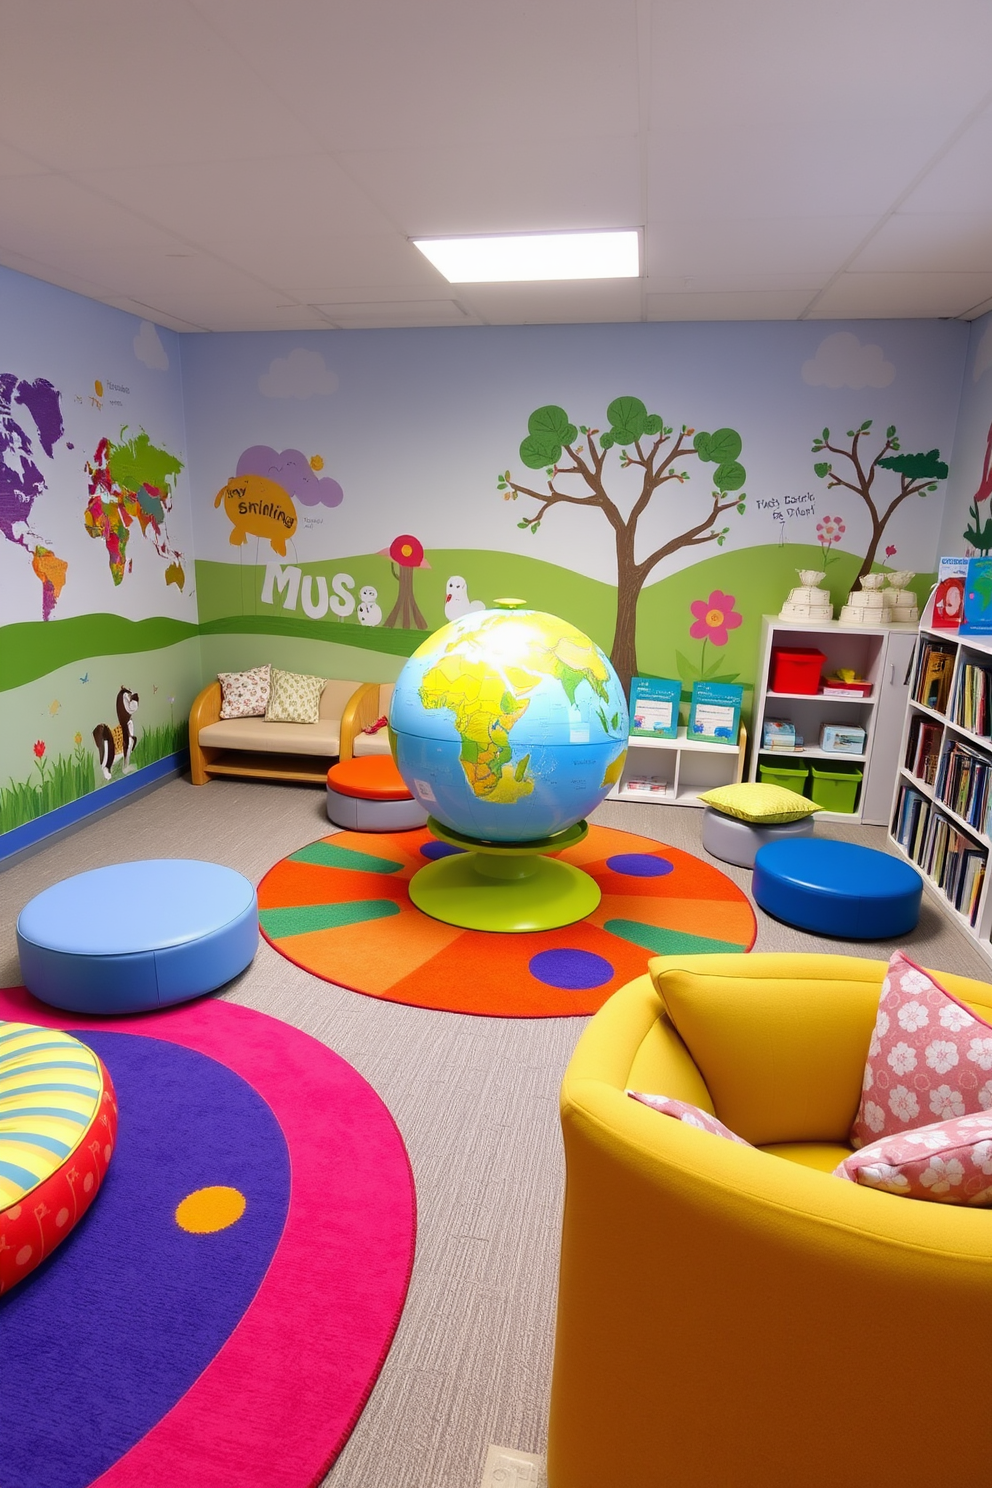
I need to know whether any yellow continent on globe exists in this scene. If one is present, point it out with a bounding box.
[417,612,621,805]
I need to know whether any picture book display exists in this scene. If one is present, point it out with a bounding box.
[688,682,743,744]
[629,677,682,739]
[960,557,992,636]
[931,557,968,631]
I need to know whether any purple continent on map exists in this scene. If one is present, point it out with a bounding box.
[0,372,67,619]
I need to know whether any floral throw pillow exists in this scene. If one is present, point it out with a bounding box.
[218,664,270,719]
[835,1114,992,1205]
[627,1092,751,1145]
[850,951,992,1149]
[264,669,326,724]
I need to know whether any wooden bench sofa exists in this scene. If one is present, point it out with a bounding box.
[189,679,394,786]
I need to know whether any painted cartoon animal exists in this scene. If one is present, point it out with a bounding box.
[214,474,297,557]
[357,585,382,626]
[444,575,486,621]
[93,687,139,780]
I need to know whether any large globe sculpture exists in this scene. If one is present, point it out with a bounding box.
[390,604,629,932]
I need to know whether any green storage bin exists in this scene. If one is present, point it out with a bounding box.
[809,760,863,814]
[758,759,809,793]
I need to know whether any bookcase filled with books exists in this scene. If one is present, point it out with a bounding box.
[888,605,992,960]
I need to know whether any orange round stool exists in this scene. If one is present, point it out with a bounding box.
[326,756,429,832]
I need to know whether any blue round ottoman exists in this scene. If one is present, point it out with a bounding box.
[17,859,258,1013]
[752,838,922,939]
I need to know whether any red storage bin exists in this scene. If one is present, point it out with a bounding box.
[770,646,826,694]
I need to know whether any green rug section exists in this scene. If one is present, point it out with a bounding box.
[604,918,745,955]
[289,841,404,874]
[260,898,401,938]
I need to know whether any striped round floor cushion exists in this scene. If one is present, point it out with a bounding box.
[0,1021,117,1294]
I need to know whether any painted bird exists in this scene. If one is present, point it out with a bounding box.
[357,585,382,627]
[444,576,485,621]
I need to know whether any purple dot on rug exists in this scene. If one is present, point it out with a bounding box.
[606,852,674,877]
[529,949,614,990]
[420,841,465,860]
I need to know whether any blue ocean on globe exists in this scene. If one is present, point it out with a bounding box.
[389,608,629,842]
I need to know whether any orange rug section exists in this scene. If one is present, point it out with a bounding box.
[257,824,757,1017]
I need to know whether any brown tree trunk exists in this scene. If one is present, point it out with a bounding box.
[609,527,644,701]
[384,567,428,629]
[856,521,885,585]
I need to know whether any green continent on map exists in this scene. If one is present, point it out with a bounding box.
[84,430,185,590]
[420,655,536,804]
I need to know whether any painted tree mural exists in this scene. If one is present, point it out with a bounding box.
[962,420,992,556]
[380,533,430,629]
[499,398,747,696]
[811,420,948,583]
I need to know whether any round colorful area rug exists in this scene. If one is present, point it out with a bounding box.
[0,987,416,1488]
[258,823,757,1017]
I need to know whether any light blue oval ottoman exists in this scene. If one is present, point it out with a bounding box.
[752,838,922,940]
[17,859,258,1013]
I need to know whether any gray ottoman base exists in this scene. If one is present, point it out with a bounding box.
[702,806,815,868]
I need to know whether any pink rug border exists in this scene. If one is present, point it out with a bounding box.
[0,987,417,1488]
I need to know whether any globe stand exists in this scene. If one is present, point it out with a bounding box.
[409,817,601,932]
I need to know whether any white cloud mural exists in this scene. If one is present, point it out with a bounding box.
[258,347,339,399]
[802,331,894,390]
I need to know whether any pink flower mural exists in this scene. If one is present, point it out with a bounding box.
[816,514,846,564]
[689,590,742,648]
[678,590,744,689]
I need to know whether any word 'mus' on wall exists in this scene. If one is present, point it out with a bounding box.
[261,563,356,619]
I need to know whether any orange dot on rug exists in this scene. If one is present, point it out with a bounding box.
[257,823,757,1017]
[175,1185,247,1233]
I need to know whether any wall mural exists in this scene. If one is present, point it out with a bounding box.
[0,270,198,843]
[2,281,978,850]
[811,420,948,582]
[500,397,746,696]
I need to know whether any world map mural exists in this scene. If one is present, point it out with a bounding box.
[0,369,186,620]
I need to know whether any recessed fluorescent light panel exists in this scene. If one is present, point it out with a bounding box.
[413,231,639,283]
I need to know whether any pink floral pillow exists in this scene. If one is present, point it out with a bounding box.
[850,951,992,1149]
[835,1114,992,1205]
[218,664,271,719]
[627,1092,751,1145]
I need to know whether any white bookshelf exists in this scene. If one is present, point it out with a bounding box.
[749,615,918,824]
[609,725,747,808]
[888,595,992,967]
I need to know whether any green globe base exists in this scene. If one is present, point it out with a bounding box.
[409,818,602,932]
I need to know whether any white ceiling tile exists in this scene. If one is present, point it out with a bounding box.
[851,213,992,273]
[808,271,992,318]
[191,0,642,153]
[202,234,437,290]
[313,300,479,328]
[0,0,317,170]
[646,290,811,321]
[338,136,640,237]
[458,280,642,325]
[76,157,396,244]
[644,217,877,279]
[0,140,53,178]
[897,112,992,213]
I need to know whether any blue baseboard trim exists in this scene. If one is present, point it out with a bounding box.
[0,751,189,864]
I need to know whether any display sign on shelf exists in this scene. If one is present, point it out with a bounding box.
[628,676,682,739]
[688,681,743,744]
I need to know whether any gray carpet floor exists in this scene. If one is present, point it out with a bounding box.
[1,776,989,1487]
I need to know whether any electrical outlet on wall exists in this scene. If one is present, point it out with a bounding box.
[479,1445,547,1488]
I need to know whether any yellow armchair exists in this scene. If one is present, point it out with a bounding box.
[549,953,992,1488]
